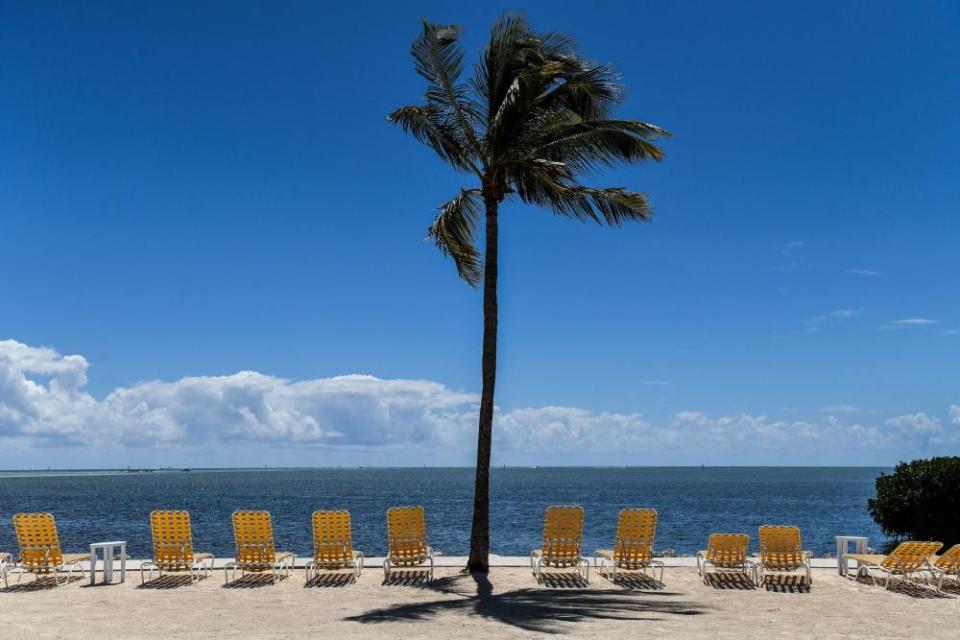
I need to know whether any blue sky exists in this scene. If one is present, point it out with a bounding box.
[0,1,957,467]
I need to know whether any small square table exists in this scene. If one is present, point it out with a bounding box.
[89,541,127,585]
[835,535,869,576]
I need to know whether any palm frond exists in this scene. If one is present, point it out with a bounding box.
[508,158,652,224]
[427,188,484,285]
[412,20,485,167]
[536,65,624,120]
[532,119,669,171]
[387,105,477,173]
[473,14,535,128]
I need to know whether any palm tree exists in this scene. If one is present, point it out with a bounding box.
[389,14,669,573]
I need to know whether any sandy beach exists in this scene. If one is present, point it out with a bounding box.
[1,564,956,639]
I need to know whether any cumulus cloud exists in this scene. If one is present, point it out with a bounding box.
[885,413,942,433]
[0,340,477,450]
[0,339,958,465]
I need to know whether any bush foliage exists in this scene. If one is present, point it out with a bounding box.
[868,456,960,548]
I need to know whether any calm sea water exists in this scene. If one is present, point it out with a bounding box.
[0,467,888,558]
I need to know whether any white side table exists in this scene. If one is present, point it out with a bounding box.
[89,541,127,585]
[835,535,868,576]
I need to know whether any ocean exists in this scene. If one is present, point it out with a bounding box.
[0,467,888,558]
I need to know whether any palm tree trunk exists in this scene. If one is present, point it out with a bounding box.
[467,191,498,573]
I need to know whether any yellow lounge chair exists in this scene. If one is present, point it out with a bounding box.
[3,513,85,587]
[140,510,214,585]
[224,510,295,584]
[930,544,960,591]
[384,506,433,581]
[594,508,664,582]
[845,541,942,590]
[531,506,589,582]
[305,510,364,584]
[697,533,751,583]
[755,525,812,586]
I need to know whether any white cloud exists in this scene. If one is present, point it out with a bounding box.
[0,339,958,466]
[941,329,960,336]
[0,340,477,450]
[817,405,860,413]
[878,318,941,331]
[844,269,882,276]
[829,309,861,319]
[885,413,942,434]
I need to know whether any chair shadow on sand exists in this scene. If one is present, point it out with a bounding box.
[595,571,665,591]
[222,573,289,589]
[137,574,211,589]
[758,574,810,593]
[702,573,755,590]
[348,571,706,634]
[0,575,83,592]
[305,572,355,589]
[852,574,954,600]
[535,571,589,589]
[382,568,433,587]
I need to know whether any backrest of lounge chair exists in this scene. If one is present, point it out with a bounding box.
[613,508,657,568]
[13,512,63,570]
[312,510,354,567]
[882,541,943,571]
[935,544,960,570]
[706,533,750,566]
[386,506,428,564]
[542,506,584,567]
[232,510,277,567]
[758,525,804,570]
[150,510,196,570]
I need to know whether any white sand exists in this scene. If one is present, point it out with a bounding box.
[1,566,956,639]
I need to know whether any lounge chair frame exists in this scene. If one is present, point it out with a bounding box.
[697,533,752,584]
[594,508,664,582]
[929,544,960,591]
[0,552,11,588]
[383,506,434,581]
[531,506,589,583]
[140,510,214,586]
[224,510,295,584]
[305,510,363,584]
[846,541,942,590]
[4,513,85,588]
[754,525,812,586]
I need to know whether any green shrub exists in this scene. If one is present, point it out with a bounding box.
[868,456,960,548]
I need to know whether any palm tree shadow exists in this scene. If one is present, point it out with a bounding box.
[346,572,706,634]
